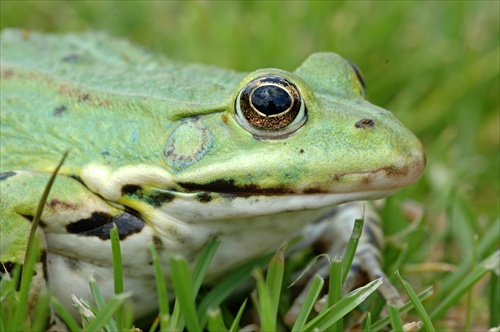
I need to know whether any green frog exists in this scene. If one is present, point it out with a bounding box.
[0,29,425,322]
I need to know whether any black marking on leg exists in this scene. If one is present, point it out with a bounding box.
[0,171,16,181]
[66,211,145,240]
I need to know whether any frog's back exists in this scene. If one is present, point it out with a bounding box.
[0,29,243,172]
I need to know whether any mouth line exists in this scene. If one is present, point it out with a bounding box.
[177,167,415,197]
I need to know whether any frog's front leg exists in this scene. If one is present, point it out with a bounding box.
[285,201,402,324]
[0,170,134,320]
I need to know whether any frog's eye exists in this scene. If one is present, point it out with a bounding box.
[235,75,307,138]
[347,60,366,97]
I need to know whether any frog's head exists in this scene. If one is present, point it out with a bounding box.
[165,53,425,212]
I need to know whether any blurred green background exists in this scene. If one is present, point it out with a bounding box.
[1,1,498,329]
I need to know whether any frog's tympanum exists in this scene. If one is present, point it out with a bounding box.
[0,30,425,322]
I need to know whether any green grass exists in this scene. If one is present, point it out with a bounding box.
[1,1,499,331]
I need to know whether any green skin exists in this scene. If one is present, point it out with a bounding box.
[0,30,425,319]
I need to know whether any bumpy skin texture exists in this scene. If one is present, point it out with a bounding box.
[0,30,425,320]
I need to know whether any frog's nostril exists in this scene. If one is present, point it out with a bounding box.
[355,118,374,129]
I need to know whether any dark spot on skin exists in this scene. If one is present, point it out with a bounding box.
[53,105,67,116]
[148,192,175,207]
[61,54,83,62]
[221,114,228,124]
[66,211,145,240]
[196,192,213,203]
[361,176,372,185]
[66,212,111,233]
[63,257,81,272]
[178,179,293,195]
[382,165,409,177]
[303,187,327,194]
[355,119,374,128]
[0,172,16,181]
[152,235,163,251]
[166,225,186,244]
[122,184,142,196]
[46,199,78,211]
[299,149,304,154]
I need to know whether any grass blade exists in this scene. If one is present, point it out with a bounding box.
[303,277,382,331]
[206,307,228,332]
[291,274,324,332]
[11,152,67,330]
[51,296,82,332]
[192,238,220,294]
[197,253,271,327]
[388,305,404,331]
[254,268,274,331]
[362,312,371,332]
[430,250,500,322]
[328,256,343,331]
[395,270,435,331]
[110,225,125,331]
[89,276,118,331]
[229,299,247,332]
[342,217,364,284]
[169,255,201,332]
[148,243,170,330]
[371,286,434,331]
[83,293,130,332]
[266,242,286,322]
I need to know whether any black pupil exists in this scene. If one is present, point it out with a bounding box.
[251,85,292,116]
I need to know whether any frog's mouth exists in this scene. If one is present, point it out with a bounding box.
[167,162,423,220]
[176,161,425,198]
